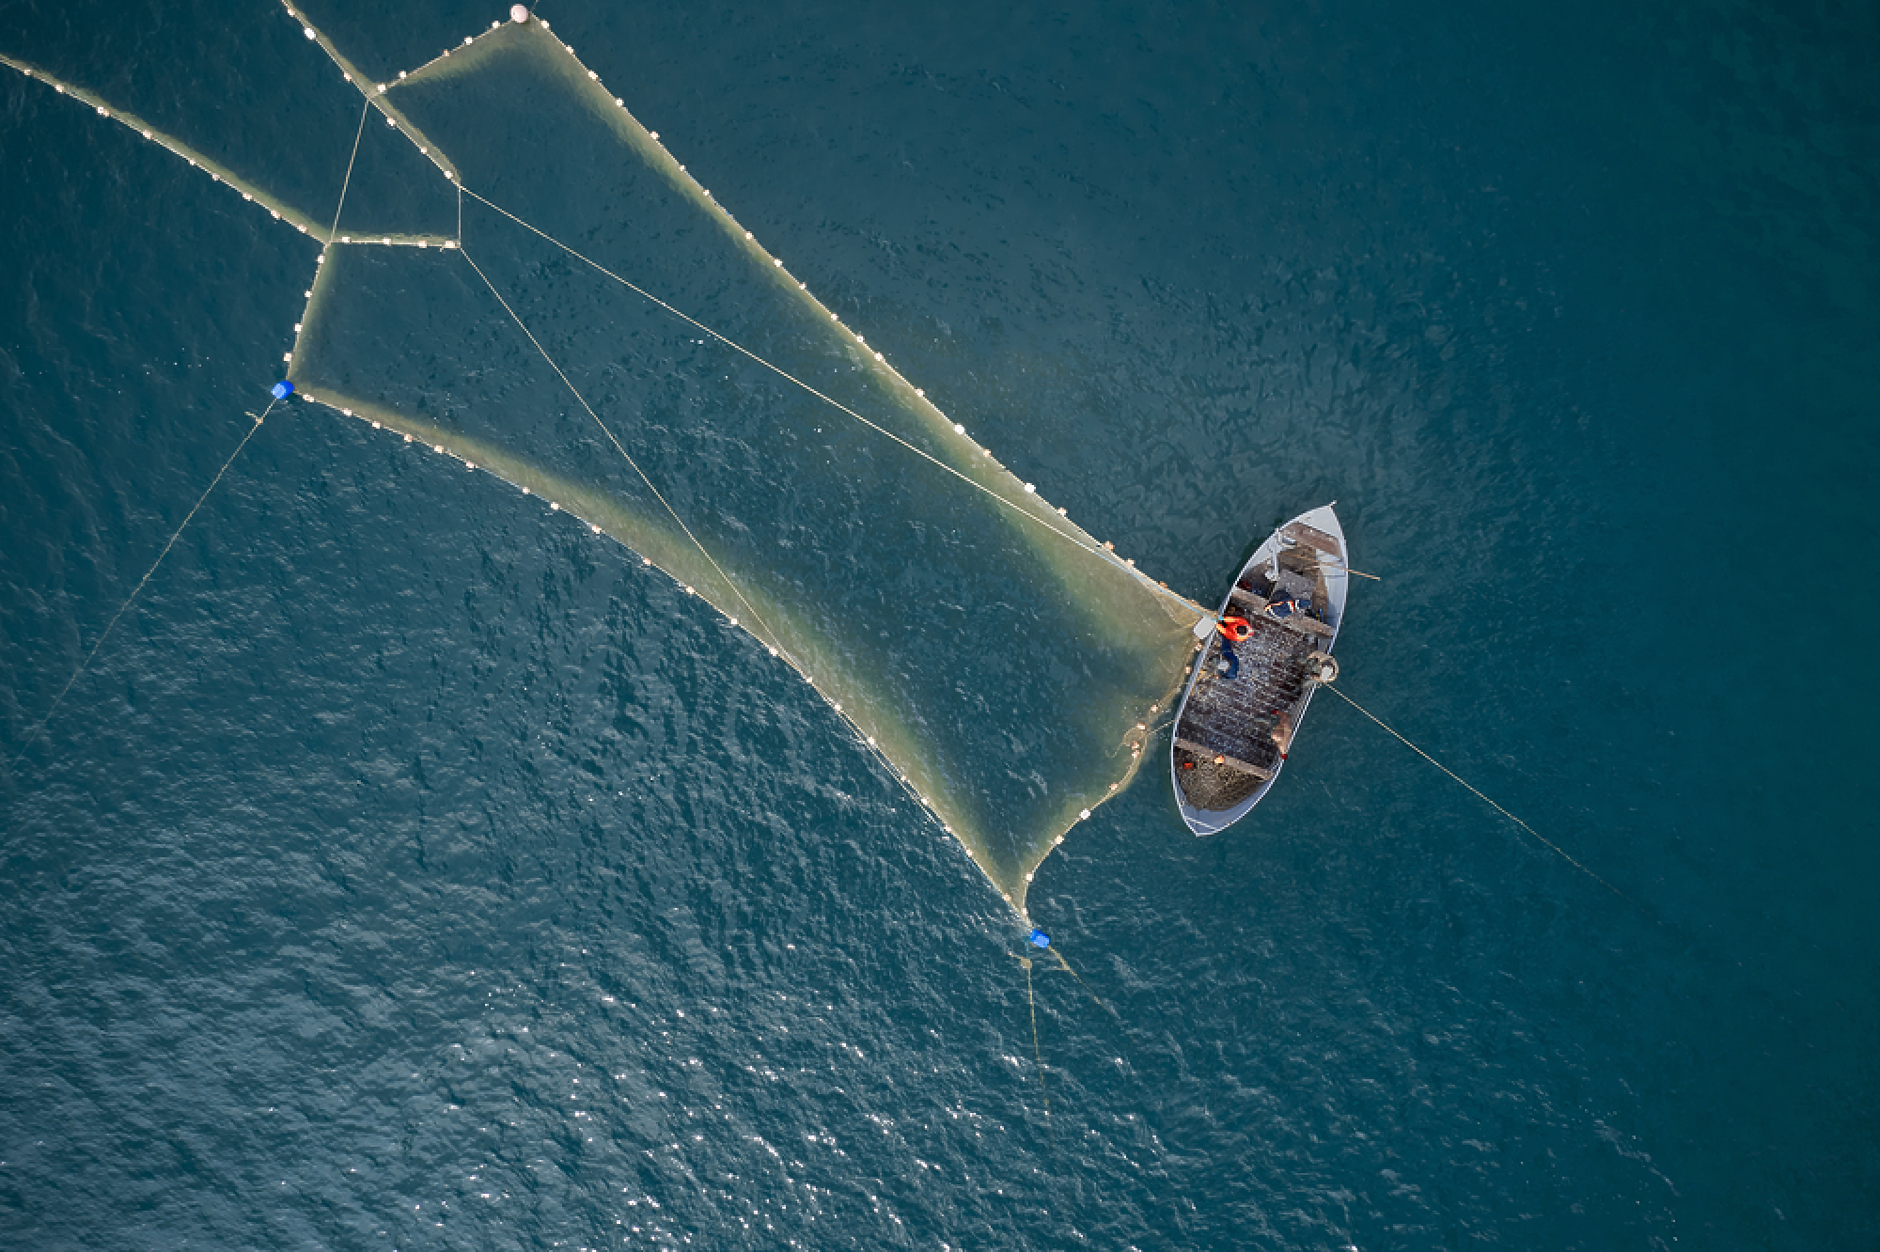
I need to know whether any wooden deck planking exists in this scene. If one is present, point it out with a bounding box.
[1173,614,1311,809]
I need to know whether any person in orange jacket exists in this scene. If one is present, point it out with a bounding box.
[1214,615,1251,679]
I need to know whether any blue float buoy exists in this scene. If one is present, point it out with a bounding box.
[271,380,294,400]
[1028,929,1050,949]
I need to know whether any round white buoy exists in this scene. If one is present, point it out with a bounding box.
[1024,483,1036,493]
[953,423,964,433]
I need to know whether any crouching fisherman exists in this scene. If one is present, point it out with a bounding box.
[1214,614,1252,680]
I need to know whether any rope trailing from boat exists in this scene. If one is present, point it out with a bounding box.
[455,184,1206,622]
[1313,563,1381,581]
[1322,684,1631,901]
[1045,945,1120,1019]
[11,400,274,767]
[455,246,797,667]
[1018,955,1050,1117]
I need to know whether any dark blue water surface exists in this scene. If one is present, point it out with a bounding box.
[3,1,1876,1248]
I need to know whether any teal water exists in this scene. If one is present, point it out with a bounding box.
[3,1,1876,1248]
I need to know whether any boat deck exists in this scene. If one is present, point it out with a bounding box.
[1172,557,1329,813]
[1173,614,1312,810]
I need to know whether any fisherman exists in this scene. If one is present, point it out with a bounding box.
[1214,614,1251,680]
[1264,594,1302,620]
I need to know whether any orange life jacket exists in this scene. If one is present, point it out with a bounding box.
[1218,615,1252,641]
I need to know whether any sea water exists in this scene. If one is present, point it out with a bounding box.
[2,0,1875,1247]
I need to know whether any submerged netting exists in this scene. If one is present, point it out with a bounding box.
[7,6,1205,919]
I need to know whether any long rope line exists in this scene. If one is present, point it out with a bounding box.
[1322,683,1631,901]
[327,98,370,243]
[1019,956,1050,1117]
[456,185,1204,620]
[1313,563,1381,581]
[454,246,795,664]
[11,402,273,767]
[1048,947,1122,1019]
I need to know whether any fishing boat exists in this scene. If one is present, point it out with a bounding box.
[1170,504,1349,835]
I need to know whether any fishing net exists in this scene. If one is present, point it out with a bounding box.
[8,7,1202,916]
